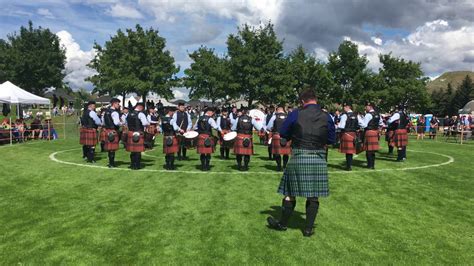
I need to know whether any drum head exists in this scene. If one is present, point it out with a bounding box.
[249,109,265,122]
[223,131,237,141]
[184,131,199,139]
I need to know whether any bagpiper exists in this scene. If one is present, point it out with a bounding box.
[194,107,220,171]
[216,109,232,159]
[337,102,359,171]
[161,107,179,170]
[231,108,264,171]
[120,107,129,148]
[385,109,396,155]
[266,106,291,171]
[126,103,150,170]
[79,101,102,163]
[102,98,122,168]
[145,106,160,149]
[267,89,336,237]
[172,102,192,160]
[358,102,382,169]
[388,105,409,162]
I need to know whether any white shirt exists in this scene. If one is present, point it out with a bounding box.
[137,112,150,127]
[358,109,383,129]
[193,116,219,131]
[89,110,102,126]
[337,110,353,129]
[231,116,264,131]
[172,111,192,131]
[388,113,400,124]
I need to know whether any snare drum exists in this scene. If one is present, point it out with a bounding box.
[223,131,237,148]
[183,130,199,149]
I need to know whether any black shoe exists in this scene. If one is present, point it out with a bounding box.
[177,156,182,161]
[346,167,352,171]
[276,166,282,172]
[303,228,314,237]
[267,217,287,231]
[108,164,116,168]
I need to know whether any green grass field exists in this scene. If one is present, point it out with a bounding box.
[0,119,473,264]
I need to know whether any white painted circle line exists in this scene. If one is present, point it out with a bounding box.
[49,148,454,175]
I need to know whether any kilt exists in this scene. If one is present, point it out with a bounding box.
[271,133,292,155]
[339,132,356,154]
[125,131,145,152]
[99,129,107,142]
[278,148,329,198]
[197,134,215,154]
[104,129,120,151]
[392,129,408,148]
[121,126,128,143]
[79,128,97,146]
[218,129,230,145]
[234,133,253,155]
[364,130,379,151]
[163,135,179,154]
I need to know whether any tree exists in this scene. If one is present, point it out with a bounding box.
[375,53,430,112]
[0,21,66,95]
[226,23,293,106]
[87,24,179,104]
[183,46,233,104]
[288,45,334,106]
[452,75,473,111]
[327,40,371,105]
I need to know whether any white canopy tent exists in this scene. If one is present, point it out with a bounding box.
[0,81,51,145]
[0,81,50,104]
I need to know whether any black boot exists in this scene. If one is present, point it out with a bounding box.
[345,154,353,171]
[182,148,187,160]
[267,199,296,231]
[220,147,225,159]
[87,146,95,163]
[275,155,282,171]
[200,154,206,171]
[177,148,182,161]
[164,155,170,170]
[170,155,175,170]
[206,154,211,171]
[100,142,105,152]
[403,147,407,160]
[283,155,289,169]
[268,146,272,160]
[388,145,394,155]
[137,153,142,169]
[82,145,88,159]
[236,155,242,171]
[372,152,376,169]
[243,155,250,171]
[108,151,116,168]
[397,148,404,161]
[225,148,230,159]
[304,198,319,237]
[129,153,135,169]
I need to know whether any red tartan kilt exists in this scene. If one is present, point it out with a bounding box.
[99,129,107,142]
[339,132,356,154]
[234,134,253,155]
[197,134,215,154]
[163,135,179,154]
[125,131,145,152]
[271,134,292,155]
[104,129,120,151]
[218,129,230,145]
[79,128,97,146]
[364,130,380,151]
[393,129,408,147]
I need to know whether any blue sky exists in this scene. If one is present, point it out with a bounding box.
[1,0,473,98]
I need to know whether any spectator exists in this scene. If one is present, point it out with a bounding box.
[429,116,439,139]
[30,116,43,140]
[416,116,425,140]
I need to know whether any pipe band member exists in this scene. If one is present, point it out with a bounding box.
[102,98,122,168]
[161,107,179,170]
[126,102,149,170]
[388,105,409,162]
[266,106,291,171]
[358,102,383,169]
[267,89,335,237]
[79,101,102,163]
[337,102,359,171]
[172,102,192,160]
[194,107,220,171]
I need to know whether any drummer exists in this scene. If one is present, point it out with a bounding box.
[161,107,179,170]
[193,107,220,171]
[172,103,192,160]
[266,106,291,171]
[231,107,264,171]
[217,109,232,159]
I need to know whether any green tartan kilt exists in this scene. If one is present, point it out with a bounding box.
[278,148,329,198]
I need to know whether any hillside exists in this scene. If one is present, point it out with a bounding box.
[427,71,473,92]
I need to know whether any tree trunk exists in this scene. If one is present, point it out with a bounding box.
[247,98,253,108]
[142,91,147,106]
[122,92,126,107]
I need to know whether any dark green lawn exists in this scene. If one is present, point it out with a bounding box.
[0,126,472,264]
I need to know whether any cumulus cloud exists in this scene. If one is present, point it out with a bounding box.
[56,30,96,90]
[172,87,189,100]
[346,20,474,76]
[107,3,144,19]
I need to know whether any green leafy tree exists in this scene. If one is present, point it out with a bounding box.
[183,46,234,105]
[375,54,430,112]
[226,23,293,106]
[0,21,66,95]
[452,75,473,111]
[87,24,179,104]
[327,40,371,105]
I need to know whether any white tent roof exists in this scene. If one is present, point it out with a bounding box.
[0,81,50,104]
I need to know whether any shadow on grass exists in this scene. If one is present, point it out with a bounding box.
[260,206,306,230]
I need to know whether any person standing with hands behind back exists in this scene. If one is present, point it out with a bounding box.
[267,89,335,237]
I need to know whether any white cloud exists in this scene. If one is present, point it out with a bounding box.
[56,30,96,90]
[138,0,283,24]
[107,3,144,19]
[371,36,382,46]
[344,20,474,76]
[37,8,55,19]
